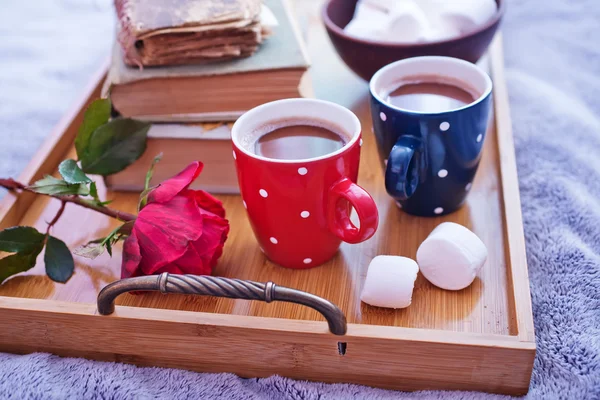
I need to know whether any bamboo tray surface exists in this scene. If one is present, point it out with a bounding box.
[1,133,512,335]
[1,48,516,335]
[0,1,534,395]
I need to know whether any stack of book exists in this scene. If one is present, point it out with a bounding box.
[105,123,238,193]
[104,0,311,193]
[115,0,269,67]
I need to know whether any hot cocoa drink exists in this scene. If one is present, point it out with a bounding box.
[386,76,477,113]
[232,98,377,269]
[254,122,346,160]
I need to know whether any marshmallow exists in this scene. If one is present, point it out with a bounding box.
[344,2,391,42]
[344,0,497,44]
[386,0,432,43]
[345,0,431,43]
[360,0,397,13]
[422,24,462,42]
[421,0,497,35]
[360,256,419,309]
[416,222,487,291]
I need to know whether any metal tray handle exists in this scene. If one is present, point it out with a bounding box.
[97,272,347,335]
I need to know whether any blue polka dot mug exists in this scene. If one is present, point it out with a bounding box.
[369,56,493,216]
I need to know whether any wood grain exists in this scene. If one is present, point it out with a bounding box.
[0,12,514,336]
[0,2,520,334]
[0,296,535,395]
[489,36,536,344]
[0,0,535,394]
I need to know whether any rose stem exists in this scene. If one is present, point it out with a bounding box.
[46,200,66,234]
[0,178,136,222]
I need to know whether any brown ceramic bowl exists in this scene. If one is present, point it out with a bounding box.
[322,0,505,81]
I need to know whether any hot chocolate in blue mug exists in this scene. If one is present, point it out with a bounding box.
[369,57,493,216]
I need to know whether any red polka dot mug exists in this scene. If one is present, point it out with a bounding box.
[232,99,379,269]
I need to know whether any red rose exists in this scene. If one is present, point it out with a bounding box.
[121,162,229,279]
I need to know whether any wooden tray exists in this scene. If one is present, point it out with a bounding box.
[0,4,534,396]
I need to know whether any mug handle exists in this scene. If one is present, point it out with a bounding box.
[327,178,379,244]
[385,135,422,201]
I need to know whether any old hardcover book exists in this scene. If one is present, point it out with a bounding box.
[106,0,311,121]
[104,123,240,194]
[115,0,267,67]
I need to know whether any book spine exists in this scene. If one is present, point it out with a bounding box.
[114,0,143,68]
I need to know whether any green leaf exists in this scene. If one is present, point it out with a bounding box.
[0,253,38,284]
[58,159,92,184]
[137,186,156,211]
[0,226,45,253]
[28,175,89,196]
[89,182,99,202]
[101,223,130,246]
[73,241,105,260]
[145,153,163,191]
[44,236,74,283]
[105,240,113,257]
[88,182,114,207]
[76,98,111,160]
[80,118,150,176]
[0,242,44,284]
[73,222,131,261]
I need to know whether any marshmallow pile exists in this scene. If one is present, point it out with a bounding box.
[360,222,487,309]
[344,0,497,44]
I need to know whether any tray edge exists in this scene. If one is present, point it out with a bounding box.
[0,33,536,395]
[489,35,536,346]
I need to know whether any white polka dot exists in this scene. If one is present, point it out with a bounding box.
[380,112,387,121]
[303,258,312,264]
[232,150,237,160]
[395,201,403,209]
[242,200,247,209]
[259,189,268,198]
[465,183,472,191]
[476,133,483,143]
[438,169,448,178]
[434,207,444,215]
[360,138,363,147]
[440,122,450,131]
[300,211,310,218]
[298,167,308,175]
[270,237,278,244]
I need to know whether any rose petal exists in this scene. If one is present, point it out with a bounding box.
[186,189,226,218]
[134,194,204,274]
[173,243,213,276]
[121,230,142,279]
[148,162,204,204]
[188,212,230,269]
[120,169,231,280]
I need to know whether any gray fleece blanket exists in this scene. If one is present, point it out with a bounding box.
[1,0,599,399]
